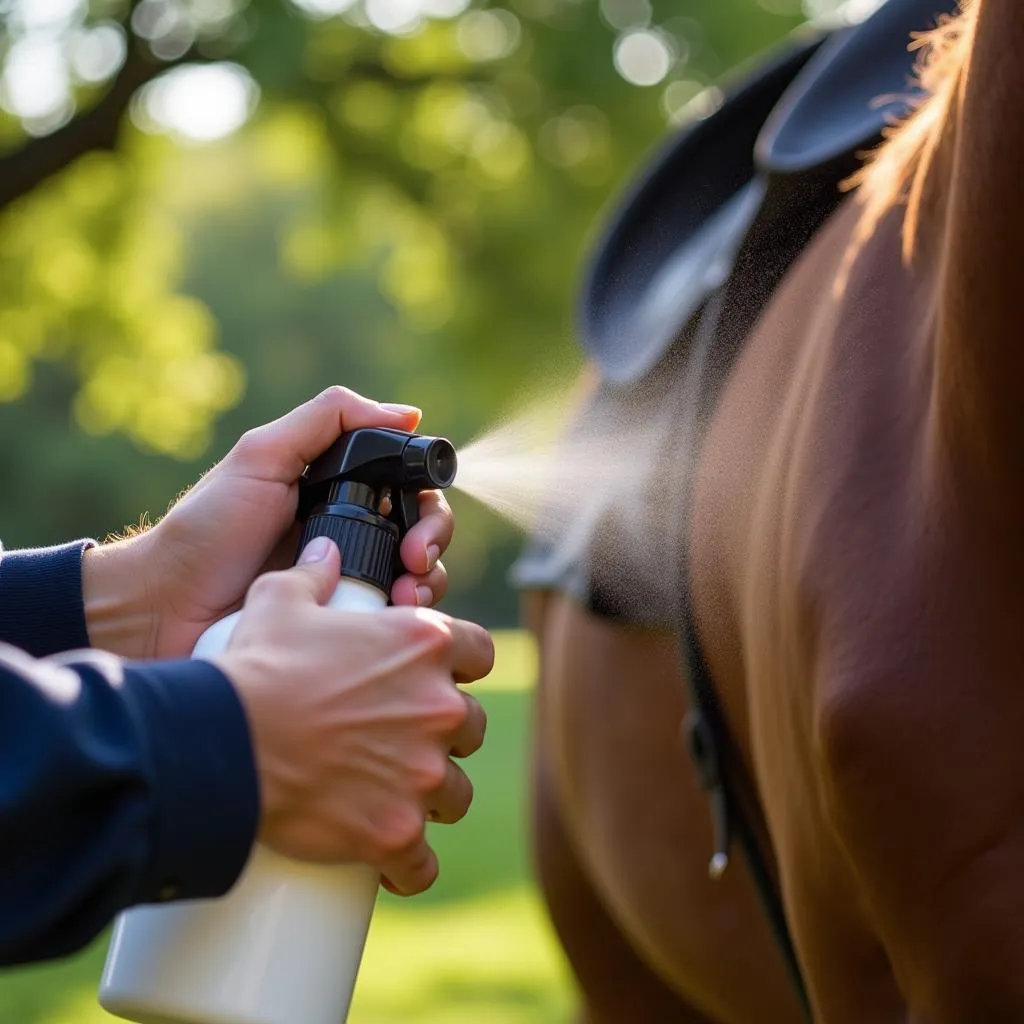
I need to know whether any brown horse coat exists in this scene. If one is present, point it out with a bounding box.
[528,3,1024,1020]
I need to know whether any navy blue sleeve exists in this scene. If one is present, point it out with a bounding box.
[0,644,260,967]
[0,541,96,656]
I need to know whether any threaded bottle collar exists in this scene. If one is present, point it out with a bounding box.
[299,503,399,598]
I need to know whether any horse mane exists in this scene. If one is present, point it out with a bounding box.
[842,1,977,269]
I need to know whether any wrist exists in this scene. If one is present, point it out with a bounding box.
[82,533,159,659]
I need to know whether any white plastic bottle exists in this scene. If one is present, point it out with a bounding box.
[99,576,386,1024]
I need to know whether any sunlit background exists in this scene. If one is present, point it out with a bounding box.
[0,0,858,1020]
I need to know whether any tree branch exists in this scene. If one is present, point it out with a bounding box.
[0,7,490,217]
[0,40,192,213]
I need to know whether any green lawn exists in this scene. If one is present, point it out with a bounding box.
[0,631,575,1024]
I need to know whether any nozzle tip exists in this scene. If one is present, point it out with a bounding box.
[425,438,457,488]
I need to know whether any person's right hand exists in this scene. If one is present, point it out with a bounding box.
[211,536,493,897]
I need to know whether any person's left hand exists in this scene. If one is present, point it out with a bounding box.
[83,387,455,660]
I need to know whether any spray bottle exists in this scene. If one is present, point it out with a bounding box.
[99,427,458,1024]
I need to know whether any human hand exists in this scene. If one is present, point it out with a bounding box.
[216,538,493,896]
[83,387,455,660]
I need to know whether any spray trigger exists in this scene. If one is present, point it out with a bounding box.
[296,427,457,596]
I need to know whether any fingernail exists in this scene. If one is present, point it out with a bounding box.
[416,585,433,607]
[380,403,421,416]
[298,537,333,564]
[426,545,440,570]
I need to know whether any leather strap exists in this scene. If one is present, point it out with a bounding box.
[673,289,813,1020]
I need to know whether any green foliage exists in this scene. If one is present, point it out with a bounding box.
[0,149,244,457]
[0,0,811,621]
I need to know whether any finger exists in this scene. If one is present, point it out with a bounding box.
[245,537,341,611]
[391,562,448,608]
[424,761,474,825]
[378,839,439,897]
[445,620,495,685]
[231,387,423,482]
[448,692,486,759]
[380,876,402,897]
[399,491,454,576]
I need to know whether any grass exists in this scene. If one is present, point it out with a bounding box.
[0,631,574,1024]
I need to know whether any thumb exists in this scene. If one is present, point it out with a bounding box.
[232,387,423,483]
[287,536,342,606]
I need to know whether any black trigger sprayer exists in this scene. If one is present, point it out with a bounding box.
[100,428,459,1024]
[297,427,458,600]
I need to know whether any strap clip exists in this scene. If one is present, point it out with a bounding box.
[683,710,732,880]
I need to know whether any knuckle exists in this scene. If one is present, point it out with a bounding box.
[409,611,454,655]
[316,385,355,408]
[378,808,424,858]
[231,427,267,462]
[413,754,449,795]
[248,571,295,603]
[430,685,468,731]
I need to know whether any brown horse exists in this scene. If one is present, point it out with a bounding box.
[523,2,1023,1021]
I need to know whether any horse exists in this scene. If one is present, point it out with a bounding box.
[517,1,1019,1020]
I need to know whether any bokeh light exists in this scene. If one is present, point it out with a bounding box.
[137,63,259,142]
[13,0,84,33]
[802,0,885,19]
[365,0,423,35]
[68,23,127,85]
[421,0,472,16]
[1,36,72,131]
[599,0,652,32]
[457,9,522,62]
[613,29,673,87]
[289,0,359,18]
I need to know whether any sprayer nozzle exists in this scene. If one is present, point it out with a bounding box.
[403,435,457,490]
[425,439,458,488]
[297,427,458,599]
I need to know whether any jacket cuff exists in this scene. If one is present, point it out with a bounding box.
[0,540,96,657]
[121,658,260,904]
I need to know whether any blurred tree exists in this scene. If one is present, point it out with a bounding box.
[0,0,833,621]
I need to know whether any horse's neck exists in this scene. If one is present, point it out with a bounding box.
[933,0,1024,496]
